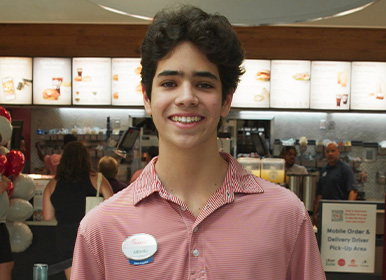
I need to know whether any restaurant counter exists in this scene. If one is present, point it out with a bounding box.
[12,220,67,280]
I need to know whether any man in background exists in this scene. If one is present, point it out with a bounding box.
[313,141,357,225]
[35,134,77,175]
[280,145,308,175]
[129,146,159,183]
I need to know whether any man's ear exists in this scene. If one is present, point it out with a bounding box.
[142,85,152,115]
[221,91,234,117]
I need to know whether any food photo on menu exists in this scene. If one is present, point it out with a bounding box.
[0,57,33,104]
[270,60,311,108]
[111,58,143,106]
[72,58,112,105]
[33,57,72,105]
[232,59,271,108]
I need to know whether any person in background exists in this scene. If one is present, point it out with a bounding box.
[98,156,127,193]
[71,5,325,279]
[43,141,113,280]
[129,146,159,184]
[0,175,13,280]
[313,141,358,226]
[35,134,77,175]
[280,145,308,175]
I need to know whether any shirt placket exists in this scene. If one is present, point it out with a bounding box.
[176,204,207,280]
[188,219,206,280]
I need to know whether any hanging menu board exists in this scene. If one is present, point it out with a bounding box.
[270,60,311,108]
[72,58,112,105]
[350,62,386,110]
[111,58,143,106]
[232,59,270,108]
[0,57,32,105]
[310,61,351,110]
[33,58,72,105]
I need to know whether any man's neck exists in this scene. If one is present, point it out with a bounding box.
[154,142,229,217]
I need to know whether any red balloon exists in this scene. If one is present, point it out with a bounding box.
[4,150,25,178]
[7,181,13,198]
[0,107,11,123]
[0,154,6,174]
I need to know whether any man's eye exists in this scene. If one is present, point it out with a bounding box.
[161,81,176,88]
[197,83,213,89]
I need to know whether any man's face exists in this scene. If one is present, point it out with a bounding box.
[283,149,296,167]
[143,41,232,151]
[325,143,340,165]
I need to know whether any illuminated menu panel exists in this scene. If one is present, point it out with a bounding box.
[351,62,386,110]
[270,60,311,108]
[33,58,72,105]
[232,59,270,108]
[111,58,143,106]
[310,61,351,110]
[0,57,32,104]
[72,58,112,105]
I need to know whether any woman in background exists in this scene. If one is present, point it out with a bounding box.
[98,156,127,193]
[43,141,113,279]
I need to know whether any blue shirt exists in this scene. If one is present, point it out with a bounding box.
[316,159,357,200]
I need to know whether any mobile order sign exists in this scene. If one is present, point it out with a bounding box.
[320,202,377,273]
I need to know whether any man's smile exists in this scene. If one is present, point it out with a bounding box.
[170,115,203,124]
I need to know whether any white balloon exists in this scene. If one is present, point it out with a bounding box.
[6,198,33,222]
[0,146,9,155]
[11,174,36,201]
[6,221,33,253]
[0,116,12,146]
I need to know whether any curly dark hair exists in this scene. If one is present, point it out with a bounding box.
[55,141,94,182]
[140,5,245,103]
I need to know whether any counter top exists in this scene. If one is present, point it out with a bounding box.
[25,220,57,226]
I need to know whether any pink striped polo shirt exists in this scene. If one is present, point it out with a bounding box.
[72,152,325,280]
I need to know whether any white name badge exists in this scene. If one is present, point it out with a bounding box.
[122,233,158,265]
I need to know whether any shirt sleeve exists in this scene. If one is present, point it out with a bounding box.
[71,225,105,280]
[286,214,326,280]
[316,170,323,196]
[344,164,358,193]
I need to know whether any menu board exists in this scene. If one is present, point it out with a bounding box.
[0,57,32,104]
[72,58,112,105]
[232,59,270,108]
[111,58,143,106]
[33,58,72,105]
[270,60,311,108]
[310,61,351,110]
[351,62,386,110]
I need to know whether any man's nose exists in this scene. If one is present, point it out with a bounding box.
[175,82,199,106]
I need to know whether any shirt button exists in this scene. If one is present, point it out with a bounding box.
[193,226,199,233]
[192,249,200,257]
[181,206,186,211]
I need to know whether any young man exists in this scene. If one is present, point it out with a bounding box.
[72,5,325,279]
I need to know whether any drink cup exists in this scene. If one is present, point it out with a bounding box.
[77,68,83,77]
[336,94,342,107]
[52,77,63,93]
[342,94,348,104]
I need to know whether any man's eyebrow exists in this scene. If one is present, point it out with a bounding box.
[193,71,218,80]
[157,70,182,77]
[156,70,218,80]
